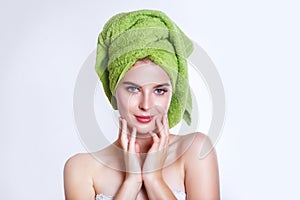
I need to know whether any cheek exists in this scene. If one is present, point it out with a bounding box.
[115,91,127,115]
[157,94,172,113]
[116,92,139,114]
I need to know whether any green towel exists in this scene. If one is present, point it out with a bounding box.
[95,9,193,128]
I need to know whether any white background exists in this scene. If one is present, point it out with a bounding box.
[1,0,299,199]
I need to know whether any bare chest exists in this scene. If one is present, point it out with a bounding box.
[93,161,184,199]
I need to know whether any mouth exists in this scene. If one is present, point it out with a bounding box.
[135,115,153,123]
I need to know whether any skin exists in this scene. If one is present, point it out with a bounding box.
[64,59,220,200]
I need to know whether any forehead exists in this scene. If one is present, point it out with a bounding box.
[121,62,171,85]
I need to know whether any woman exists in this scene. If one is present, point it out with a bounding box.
[64,9,220,200]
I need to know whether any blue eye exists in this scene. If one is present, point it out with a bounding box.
[155,88,168,95]
[127,86,139,93]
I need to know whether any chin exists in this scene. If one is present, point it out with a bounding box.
[128,122,156,136]
[138,123,155,132]
[136,127,154,135]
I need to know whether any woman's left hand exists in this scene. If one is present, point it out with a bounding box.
[142,114,169,181]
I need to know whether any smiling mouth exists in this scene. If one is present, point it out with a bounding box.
[135,115,153,123]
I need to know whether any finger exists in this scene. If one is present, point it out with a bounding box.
[118,117,122,139]
[128,127,137,153]
[120,118,128,151]
[163,114,170,144]
[163,114,169,134]
[156,117,166,150]
[148,131,160,153]
[155,116,164,137]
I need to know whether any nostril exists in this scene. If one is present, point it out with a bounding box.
[138,105,145,111]
[138,102,150,111]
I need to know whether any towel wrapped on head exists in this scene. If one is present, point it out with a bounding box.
[95,9,194,128]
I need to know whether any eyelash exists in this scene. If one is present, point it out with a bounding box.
[127,86,139,93]
[126,87,168,95]
[154,88,168,95]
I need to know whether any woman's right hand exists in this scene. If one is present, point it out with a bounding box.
[118,117,143,186]
[114,117,142,199]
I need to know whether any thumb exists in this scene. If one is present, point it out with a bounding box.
[148,132,160,153]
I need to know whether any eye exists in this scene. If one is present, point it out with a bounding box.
[127,86,139,93]
[154,88,168,95]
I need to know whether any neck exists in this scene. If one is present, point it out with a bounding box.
[135,133,154,153]
[115,132,154,154]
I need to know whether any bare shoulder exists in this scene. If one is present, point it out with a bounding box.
[64,153,100,172]
[63,153,101,185]
[174,132,217,161]
[172,132,217,167]
[186,132,214,156]
[179,132,220,199]
[63,153,103,199]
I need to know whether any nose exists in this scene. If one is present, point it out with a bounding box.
[138,91,153,111]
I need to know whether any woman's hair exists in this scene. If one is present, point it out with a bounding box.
[132,57,154,67]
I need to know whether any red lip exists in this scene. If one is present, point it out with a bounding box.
[135,115,153,123]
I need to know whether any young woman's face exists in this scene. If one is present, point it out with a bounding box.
[115,61,172,134]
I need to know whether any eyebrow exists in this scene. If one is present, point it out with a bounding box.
[122,81,170,88]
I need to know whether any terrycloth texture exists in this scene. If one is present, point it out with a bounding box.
[95,9,193,128]
[95,190,186,200]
